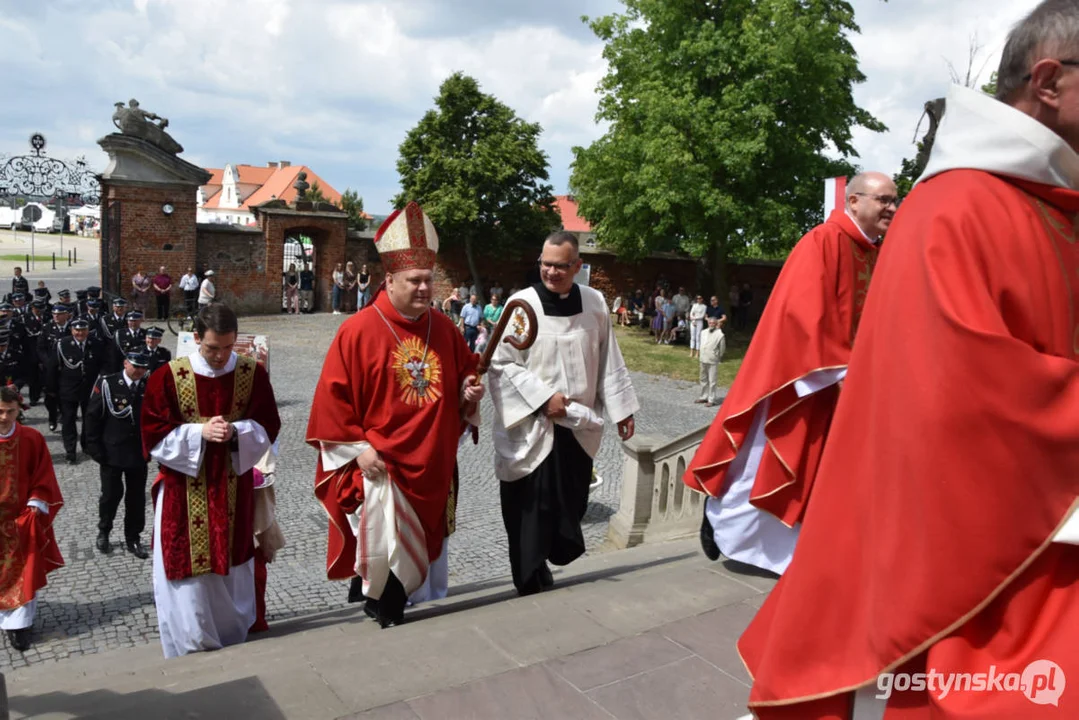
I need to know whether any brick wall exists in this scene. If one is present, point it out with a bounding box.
[195,225,269,314]
[105,182,198,298]
[259,212,348,313]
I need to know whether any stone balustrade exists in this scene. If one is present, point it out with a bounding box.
[606,424,710,548]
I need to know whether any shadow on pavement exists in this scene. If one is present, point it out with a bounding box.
[9,676,288,719]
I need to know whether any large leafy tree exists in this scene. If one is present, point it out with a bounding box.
[395,72,557,289]
[570,0,884,293]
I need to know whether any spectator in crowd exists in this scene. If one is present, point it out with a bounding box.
[474,321,490,354]
[342,262,357,313]
[179,267,199,314]
[152,266,172,320]
[706,295,728,326]
[460,294,482,351]
[489,280,504,301]
[483,294,504,325]
[299,263,315,313]
[661,297,678,344]
[198,270,216,308]
[728,283,741,325]
[442,286,463,325]
[696,317,726,407]
[688,294,708,358]
[131,267,152,315]
[651,290,666,341]
[283,263,299,314]
[357,264,371,309]
[11,266,29,297]
[629,289,646,327]
[332,262,345,315]
[672,286,691,316]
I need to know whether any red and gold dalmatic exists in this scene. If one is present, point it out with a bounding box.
[684,208,878,526]
[0,425,64,610]
[141,356,281,580]
[739,171,1079,718]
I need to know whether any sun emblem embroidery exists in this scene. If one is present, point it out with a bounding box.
[392,336,443,406]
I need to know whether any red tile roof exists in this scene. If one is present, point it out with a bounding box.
[199,163,370,217]
[554,195,592,233]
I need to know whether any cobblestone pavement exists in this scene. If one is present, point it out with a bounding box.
[1,312,723,670]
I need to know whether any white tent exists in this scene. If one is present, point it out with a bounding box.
[68,205,100,218]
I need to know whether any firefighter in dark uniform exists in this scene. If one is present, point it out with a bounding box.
[82,298,105,347]
[56,317,101,464]
[85,351,151,558]
[114,310,146,370]
[75,289,88,316]
[0,329,22,386]
[54,288,72,311]
[142,326,171,375]
[40,303,72,432]
[11,291,29,317]
[100,297,128,372]
[22,299,46,405]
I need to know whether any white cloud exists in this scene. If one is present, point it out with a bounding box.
[0,0,1040,215]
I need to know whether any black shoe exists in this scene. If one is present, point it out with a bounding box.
[347,576,366,604]
[363,598,403,629]
[7,627,31,651]
[538,563,554,589]
[96,534,113,555]
[700,506,721,561]
[66,452,77,465]
[125,539,149,560]
[48,423,57,432]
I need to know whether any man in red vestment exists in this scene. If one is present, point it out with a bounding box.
[141,303,280,658]
[737,5,1079,717]
[308,201,482,628]
[683,171,896,574]
[0,385,63,652]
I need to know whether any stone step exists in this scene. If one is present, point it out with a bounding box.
[4,539,776,720]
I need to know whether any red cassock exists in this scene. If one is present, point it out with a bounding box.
[141,358,281,581]
[684,209,878,526]
[0,425,64,611]
[307,290,478,580]
[740,171,1079,717]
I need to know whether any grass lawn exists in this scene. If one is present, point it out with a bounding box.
[614,323,750,386]
[0,254,56,262]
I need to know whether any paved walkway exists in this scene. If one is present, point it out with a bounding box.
[3,539,774,720]
[1,311,725,670]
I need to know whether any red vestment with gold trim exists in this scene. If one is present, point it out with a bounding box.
[0,425,64,610]
[740,171,1079,717]
[684,209,878,526]
[307,291,477,580]
[141,357,281,581]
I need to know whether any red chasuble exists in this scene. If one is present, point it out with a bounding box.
[740,171,1079,717]
[307,291,478,580]
[684,209,878,526]
[0,425,64,610]
[141,356,281,581]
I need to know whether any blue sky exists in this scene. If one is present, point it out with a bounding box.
[1,0,1034,215]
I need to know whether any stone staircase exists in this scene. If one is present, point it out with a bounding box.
[2,538,776,720]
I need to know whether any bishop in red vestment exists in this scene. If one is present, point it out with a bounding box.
[141,303,280,658]
[0,386,63,652]
[308,202,482,628]
[738,38,1079,719]
[683,172,895,574]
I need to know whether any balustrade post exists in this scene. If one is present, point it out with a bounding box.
[607,434,660,549]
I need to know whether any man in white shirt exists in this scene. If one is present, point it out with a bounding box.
[179,267,200,314]
[198,270,216,307]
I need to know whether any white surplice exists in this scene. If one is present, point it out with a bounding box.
[488,285,639,482]
[149,350,272,659]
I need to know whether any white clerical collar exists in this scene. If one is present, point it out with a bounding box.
[188,349,237,377]
[0,423,15,439]
[919,84,1079,190]
[844,209,878,245]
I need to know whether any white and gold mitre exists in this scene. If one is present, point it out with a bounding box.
[374,201,439,274]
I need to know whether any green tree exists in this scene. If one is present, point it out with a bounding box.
[982,71,998,96]
[395,72,557,290]
[302,180,329,205]
[893,151,922,200]
[339,188,367,230]
[570,0,884,294]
